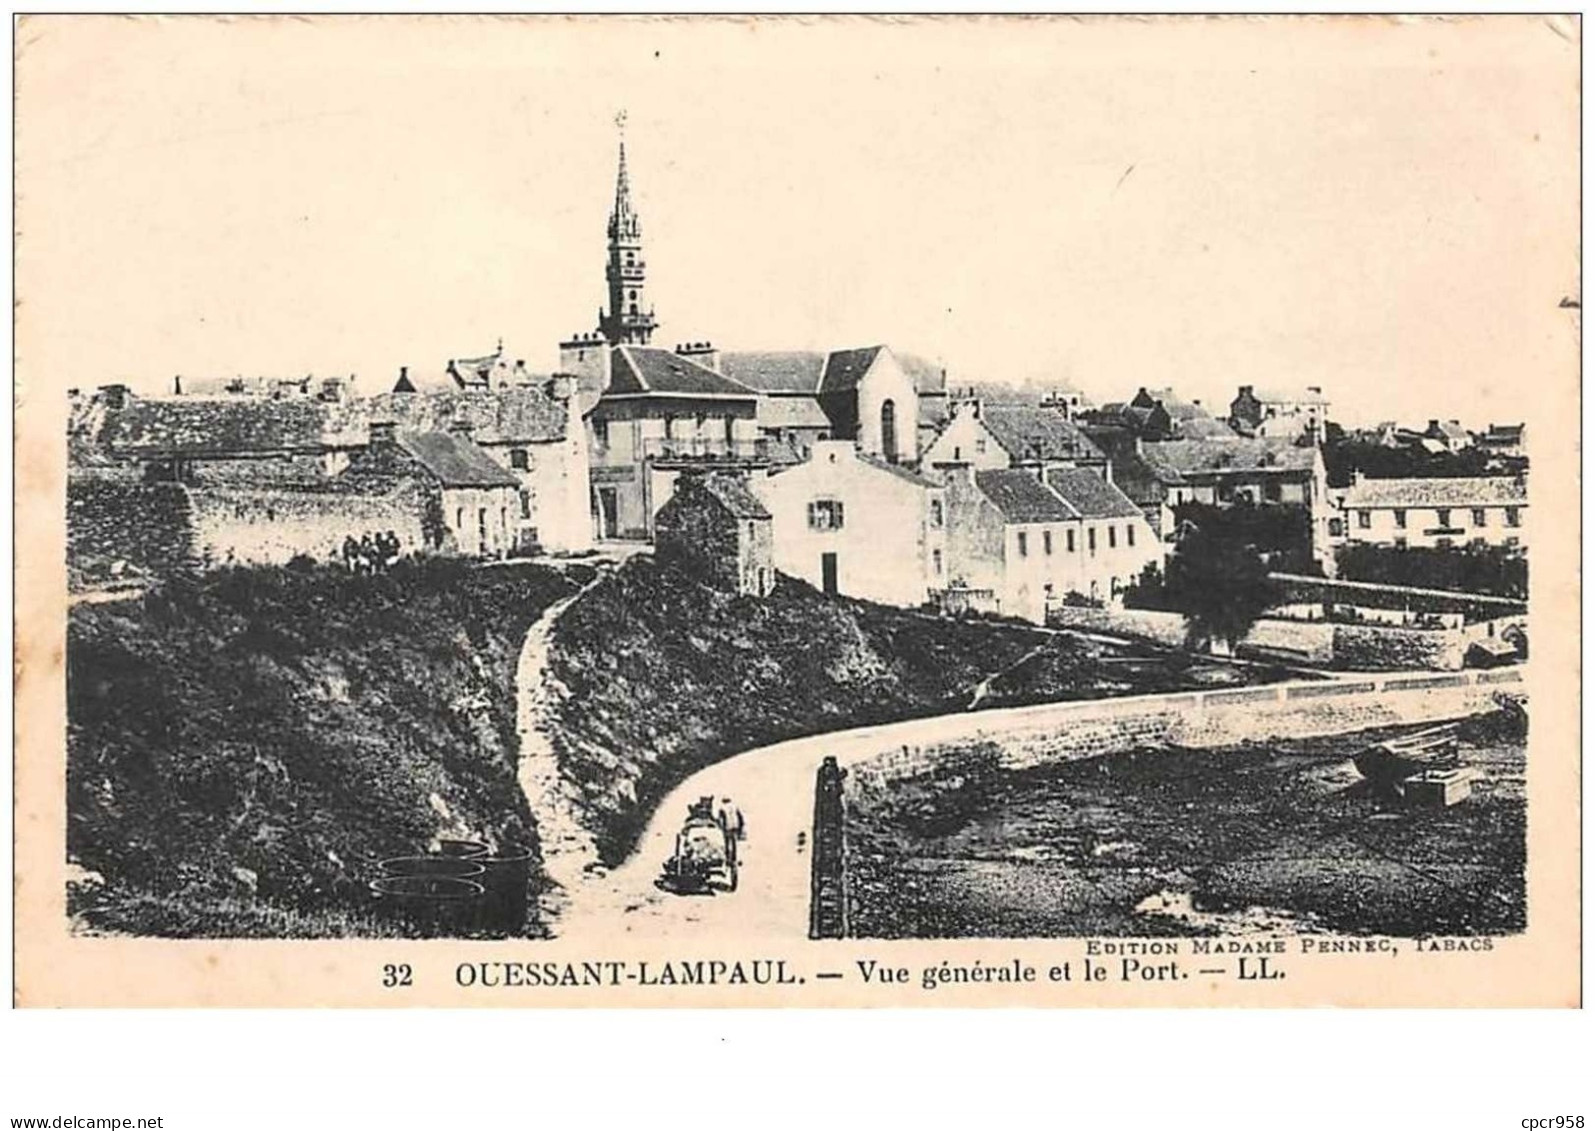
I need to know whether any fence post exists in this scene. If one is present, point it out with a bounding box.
[809,755,848,940]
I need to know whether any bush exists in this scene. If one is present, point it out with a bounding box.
[1335,543,1527,599]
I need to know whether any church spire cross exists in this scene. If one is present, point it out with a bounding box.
[609,109,637,240]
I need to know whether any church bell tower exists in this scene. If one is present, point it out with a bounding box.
[599,111,658,346]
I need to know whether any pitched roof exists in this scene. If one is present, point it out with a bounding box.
[371,385,570,444]
[1137,387,1217,423]
[819,346,885,395]
[719,351,828,394]
[1483,423,1525,443]
[1045,467,1144,519]
[980,405,1105,464]
[609,346,757,398]
[756,395,832,431]
[1175,415,1242,440]
[1139,437,1316,482]
[858,452,943,490]
[918,392,951,430]
[397,431,519,489]
[974,469,1076,523]
[696,473,772,519]
[94,396,367,455]
[1427,420,1471,442]
[1342,476,1526,510]
[1244,386,1330,405]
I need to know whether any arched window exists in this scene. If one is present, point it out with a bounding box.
[629,303,638,316]
[880,399,898,464]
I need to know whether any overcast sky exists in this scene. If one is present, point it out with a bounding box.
[16,15,1580,427]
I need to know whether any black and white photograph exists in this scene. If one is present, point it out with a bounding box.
[13,13,1578,1010]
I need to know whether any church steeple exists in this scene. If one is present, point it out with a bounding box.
[600,110,657,346]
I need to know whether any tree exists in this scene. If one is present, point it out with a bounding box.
[1164,522,1279,653]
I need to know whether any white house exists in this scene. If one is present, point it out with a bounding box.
[1337,475,1527,551]
[922,400,1108,475]
[752,439,946,607]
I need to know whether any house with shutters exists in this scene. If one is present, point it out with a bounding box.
[751,440,947,608]
[1335,474,1527,552]
[941,466,1159,623]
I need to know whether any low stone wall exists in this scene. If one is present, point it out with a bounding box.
[68,477,196,586]
[1270,571,1526,620]
[847,668,1523,787]
[1049,606,1188,647]
[189,485,428,568]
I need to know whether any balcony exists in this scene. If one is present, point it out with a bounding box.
[643,437,772,465]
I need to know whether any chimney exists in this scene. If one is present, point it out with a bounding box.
[1429,419,1441,432]
[100,384,130,410]
[1306,385,1322,395]
[173,375,184,395]
[369,420,398,447]
[676,340,720,373]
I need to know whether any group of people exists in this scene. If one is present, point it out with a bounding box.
[342,531,404,575]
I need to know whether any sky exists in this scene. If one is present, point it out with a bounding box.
[15,15,1580,428]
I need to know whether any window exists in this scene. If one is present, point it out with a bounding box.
[1435,508,1452,529]
[1127,524,1136,548]
[725,416,735,444]
[953,446,962,461]
[593,419,609,447]
[1264,481,1282,503]
[1018,531,1029,557]
[1043,530,1053,555]
[1393,509,1407,528]
[478,508,488,547]
[1393,536,1408,549]
[456,508,464,531]
[1357,510,1371,530]
[1108,526,1117,549]
[930,499,944,529]
[664,415,676,439]
[746,521,756,540]
[880,400,898,464]
[1505,507,1521,528]
[932,549,943,576]
[1436,537,1454,549]
[1328,518,1344,538]
[1066,529,1076,553]
[520,490,532,519]
[1504,536,1520,549]
[1472,508,1486,527]
[808,500,845,531]
[975,436,987,455]
[510,448,529,470]
[1087,527,1097,555]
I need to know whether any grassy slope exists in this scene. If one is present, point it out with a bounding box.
[67,559,579,937]
[545,557,1291,866]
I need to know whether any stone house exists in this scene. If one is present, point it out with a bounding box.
[1229,384,1331,442]
[564,344,767,541]
[373,375,590,554]
[1424,419,1473,454]
[1335,475,1527,552]
[922,400,1108,477]
[654,471,775,597]
[943,466,1159,623]
[344,423,521,558]
[752,439,947,608]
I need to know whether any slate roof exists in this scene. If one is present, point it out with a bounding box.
[819,346,885,395]
[974,469,1076,523]
[609,347,757,398]
[1427,420,1471,442]
[1139,438,1316,482]
[980,405,1106,464]
[918,392,951,430]
[1482,423,1525,444]
[371,386,570,444]
[1341,476,1526,510]
[1045,467,1144,520]
[859,452,943,490]
[1136,387,1213,421]
[756,395,832,431]
[1244,386,1330,405]
[696,473,772,520]
[719,351,828,395]
[397,431,519,489]
[94,396,367,455]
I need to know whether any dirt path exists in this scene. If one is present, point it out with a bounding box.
[514,569,611,922]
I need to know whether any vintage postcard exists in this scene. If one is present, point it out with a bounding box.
[12,13,1580,1007]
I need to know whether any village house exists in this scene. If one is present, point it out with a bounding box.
[654,471,775,597]
[751,440,946,608]
[1478,423,1526,460]
[344,422,521,558]
[941,466,1159,623]
[1229,384,1331,443]
[922,399,1108,477]
[1423,418,1473,454]
[1108,435,1334,567]
[375,369,590,554]
[1335,474,1527,552]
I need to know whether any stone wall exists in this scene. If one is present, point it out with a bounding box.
[187,484,428,568]
[846,668,1524,789]
[68,478,196,586]
[1049,605,1189,647]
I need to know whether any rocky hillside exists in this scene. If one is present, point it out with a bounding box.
[67,558,581,937]
[544,556,1266,867]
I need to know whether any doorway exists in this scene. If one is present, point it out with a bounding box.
[597,487,619,539]
[821,552,838,595]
